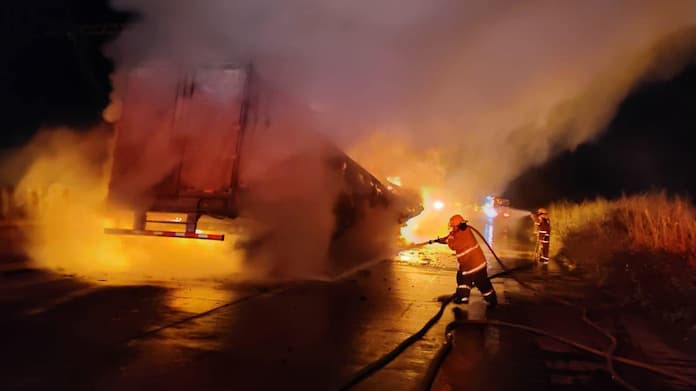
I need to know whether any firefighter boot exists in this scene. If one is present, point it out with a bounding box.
[454,285,471,304]
[483,290,498,308]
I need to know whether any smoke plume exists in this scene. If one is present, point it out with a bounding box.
[107,0,696,202]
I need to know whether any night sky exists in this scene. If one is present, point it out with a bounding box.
[1,1,129,147]
[2,1,695,206]
[504,62,696,208]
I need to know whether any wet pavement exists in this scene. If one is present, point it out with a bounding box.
[1,220,695,390]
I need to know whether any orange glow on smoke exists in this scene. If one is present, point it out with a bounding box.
[399,186,476,244]
[12,128,249,280]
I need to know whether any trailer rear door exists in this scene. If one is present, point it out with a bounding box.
[175,67,247,194]
[108,65,249,207]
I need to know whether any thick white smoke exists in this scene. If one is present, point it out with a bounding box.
[107,0,696,200]
[96,0,696,269]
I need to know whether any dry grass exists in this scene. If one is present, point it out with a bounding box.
[550,194,696,332]
[550,193,696,265]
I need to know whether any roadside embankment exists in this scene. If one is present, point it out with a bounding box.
[550,193,696,342]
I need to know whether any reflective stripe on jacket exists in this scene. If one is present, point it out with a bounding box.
[444,227,487,272]
[536,216,551,237]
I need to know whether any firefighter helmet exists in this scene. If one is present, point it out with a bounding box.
[449,214,466,228]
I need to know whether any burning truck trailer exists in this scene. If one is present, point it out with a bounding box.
[103,63,422,273]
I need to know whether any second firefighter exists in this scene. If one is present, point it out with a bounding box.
[531,208,551,264]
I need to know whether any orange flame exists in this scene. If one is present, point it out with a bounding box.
[400,186,474,243]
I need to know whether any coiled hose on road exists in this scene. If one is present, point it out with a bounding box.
[337,225,696,391]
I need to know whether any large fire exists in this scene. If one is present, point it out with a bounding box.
[398,185,476,244]
[395,178,509,245]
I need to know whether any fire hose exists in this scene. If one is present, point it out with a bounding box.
[420,316,695,391]
[468,225,640,391]
[337,225,696,391]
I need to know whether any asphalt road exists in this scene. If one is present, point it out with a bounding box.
[0,219,694,390]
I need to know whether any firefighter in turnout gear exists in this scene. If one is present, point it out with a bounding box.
[531,208,551,264]
[429,215,497,307]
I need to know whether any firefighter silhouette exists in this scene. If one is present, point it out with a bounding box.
[531,208,551,264]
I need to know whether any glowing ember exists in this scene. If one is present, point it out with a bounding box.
[386,176,402,187]
[433,200,445,210]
